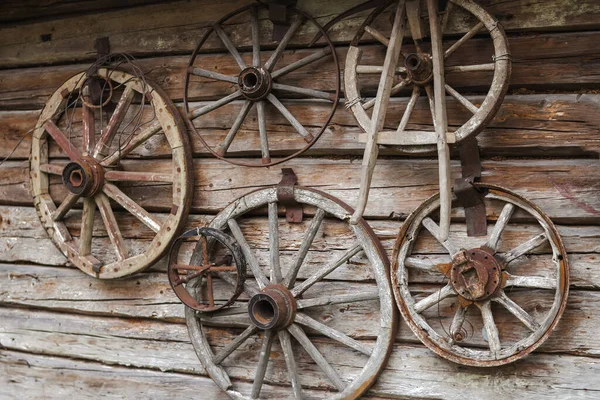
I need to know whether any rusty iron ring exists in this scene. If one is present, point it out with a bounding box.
[80,76,114,109]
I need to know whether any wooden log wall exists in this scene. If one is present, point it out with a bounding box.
[1,0,599,398]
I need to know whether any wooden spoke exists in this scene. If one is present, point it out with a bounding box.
[187,67,237,83]
[271,82,334,101]
[101,120,162,166]
[284,208,326,288]
[103,183,161,233]
[79,198,95,256]
[95,193,128,261]
[216,100,252,157]
[213,24,247,70]
[494,292,541,332]
[251,6,261,67]
[479,300,501,355]
[295,313,373,356]
[39,163,64,175]
[296,290,379,309]
[444,21,485,59]
[406,0,426,52]
[404,257,438,272]
[271,47,332,79]
[251,330,274,399]
[81,104,95,153]
[424,85,437,129]
[267,94,314,143]
[104,170,172,183]
[256,101,271,164]
[264,17,304,72]
[212,325,258,365]
[189,90,243,120]
[397,86,421,133]
[422,218,460,257]
[445,63,496,73]
[364,25,389,47]
[43,121,81,161]
[268,202,283,284]
[413,284,454,313]
[93,84,135,159]
[291,243,363,297]
[449,305,468,344]
[53,193,80,221]
[227,219,269,289]
[440,1,455,33]
[288,324,345,392]
[504,273,556,289]
[219,267,259,297]
[484,203,515,252]
[503,233,548,264]
[445,84,479,114]
[277,330,303,399]
[362,79,409,111]
[356,65,406,74]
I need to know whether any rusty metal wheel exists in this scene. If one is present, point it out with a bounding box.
[185,187,396,399]
[344,0,511,154]
[391,183,569,366]
[184,3,340,167]
[30,68,193,279]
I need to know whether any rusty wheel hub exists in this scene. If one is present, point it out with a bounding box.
[450,248,502,302]
[248,284,296,330]
[404,52,433,86]
[61,155,104,197]
[238,66,272,100]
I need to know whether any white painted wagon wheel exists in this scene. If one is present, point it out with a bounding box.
[183,3,340,167]
[391,183,569,366]
[344,0,511,154]
[30,68,193,279]
[185,187,396,399]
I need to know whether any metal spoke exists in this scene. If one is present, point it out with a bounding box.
[212,325,258,365]
[422,218,460,257]
[397,86,421,133]
[216,100,253,157]
[504,273,556,289]
[79,198,95,256]
[213,24,247,70]
[288,324,345,392]
[256,101,271,164]
[187,67,237,83]
[291,243,362,297]
[445,84,479,114]
[503,233,548,264]
[43,121,81,161]
[268,202,283,284]
[189,90,243,120]
[271,47,332,79]
[479,300,501,356]
[449,305,468,344]
[295,313,373,356]
[444,22,485,59]
[101,120,162,166]
[277,330,303,399]
[53,193,80,221]
[413,284,454,313]
[103,183,161,233]
[227,219,269,289]
[251,6,261,67]
[95,193,128,261]
[296,290,379,309]
[445,63,496,73]
[484,203,515,252]
[251,330,274,399]
[267,94,314,143]
[271,82,335,101]
[93,84,135,159]
[494,292,541,331]
[264,17,304,71]
[285,208,326,288]
[104,170,172,183]
[362,80,409,111]
[364,25,389,46]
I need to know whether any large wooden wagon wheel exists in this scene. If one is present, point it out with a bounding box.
[345,0,511,231]
[184,3,340,167]
[391,183,569,366]
[30,68,193,279]
[182,187,396,398]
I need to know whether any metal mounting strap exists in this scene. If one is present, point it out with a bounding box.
[454,137,488,237]
[268,0,298,41]
[277,168,303,223]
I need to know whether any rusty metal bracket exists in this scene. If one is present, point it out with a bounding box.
[267,0,298,41]
[277,168,303,223]
[454,137,488,237]
[94,37,110,59]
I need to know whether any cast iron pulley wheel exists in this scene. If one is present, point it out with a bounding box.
[184,3,340,167]
[185,187,396,399]
[30,68,193,279]
[344,0,511,154]
[168,227,247,312]
[391,183,569,366]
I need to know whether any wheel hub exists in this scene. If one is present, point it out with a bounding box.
[238,66,272,100]
[61,155,104,197]
[248,284,296,330]
[404,53,433,86]
[450,249,502,302]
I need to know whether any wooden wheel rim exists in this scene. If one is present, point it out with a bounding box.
[344,0,511,154]
[391,183,569,367]
[185,187,397,399]
[183,4,340,167]
[30,68,193,279]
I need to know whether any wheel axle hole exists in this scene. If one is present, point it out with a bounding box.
[243,72,258,89]
[405,54,421,70]
[70,170,83,187]
[253,298,275,325]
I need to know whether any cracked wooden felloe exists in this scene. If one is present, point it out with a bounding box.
[29,68,193,279]
[184,187,397,399]
[391,183,569,367]
[184,3,340,167]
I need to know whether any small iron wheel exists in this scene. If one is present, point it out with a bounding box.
[391,183,569,366]
[185,187,396,399]
[30,68,193,278]
[184,3,340,167]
